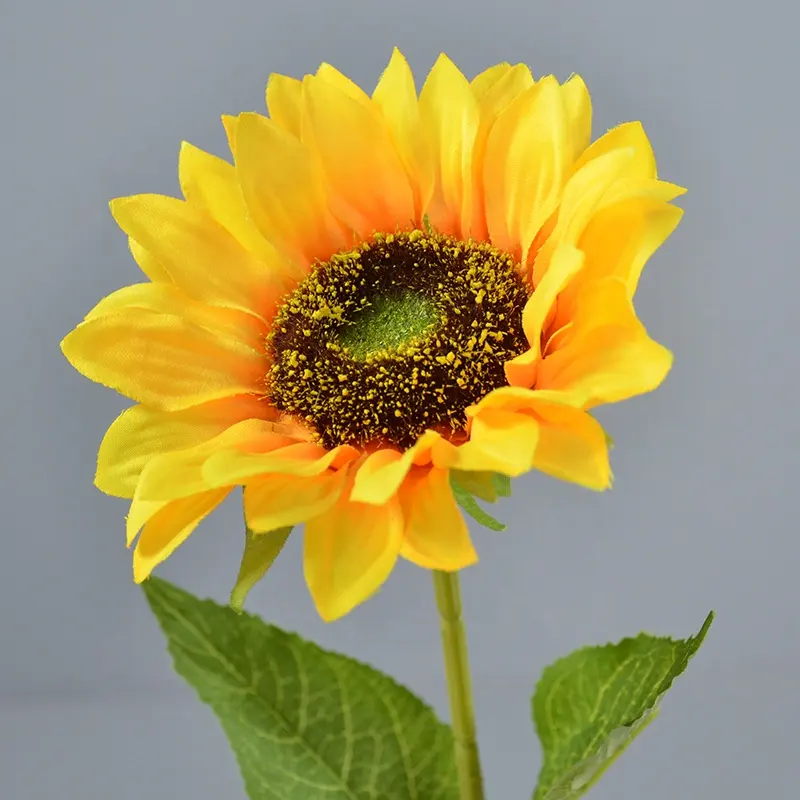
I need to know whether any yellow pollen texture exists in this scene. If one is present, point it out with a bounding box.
[266,230,530,449]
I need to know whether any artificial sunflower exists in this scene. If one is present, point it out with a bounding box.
[61,49,683,621]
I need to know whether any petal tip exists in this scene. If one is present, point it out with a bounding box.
[430,52,459,75]
[132,558,150,583]
[178,140,197,159]
[312,594,350,624]
[59,326,82,366]
[108,195,138,225]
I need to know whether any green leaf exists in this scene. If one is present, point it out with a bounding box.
[230,525,292,611]
[532,611,714,800]
[450,473,506,531]
[143,577,459,800]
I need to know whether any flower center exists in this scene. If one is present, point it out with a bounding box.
[266,230,530,450]
[337,289,438,360]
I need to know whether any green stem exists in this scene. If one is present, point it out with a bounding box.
[432,570,485,800]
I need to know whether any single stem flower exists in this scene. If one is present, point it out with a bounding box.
[61,49,682,625]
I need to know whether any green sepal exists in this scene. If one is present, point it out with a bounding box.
[143,578,460,800]
[492,473,512,497]
[451,469,499,502]
[450,472,506,531]
[230,524,292,611]
[532,611,714,799]
[450,470,512,503]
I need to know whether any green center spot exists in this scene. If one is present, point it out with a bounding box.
[337,291,439,360]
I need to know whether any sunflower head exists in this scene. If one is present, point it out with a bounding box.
[61,49,683,621]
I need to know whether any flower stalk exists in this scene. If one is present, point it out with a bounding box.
[432,570,485,800]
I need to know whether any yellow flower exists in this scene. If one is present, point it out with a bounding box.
[61,50,683,621]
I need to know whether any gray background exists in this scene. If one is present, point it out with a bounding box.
[2,0,798,797]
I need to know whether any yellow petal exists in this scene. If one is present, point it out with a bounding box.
[221,114,238,158]
[61,307,264,410]
[132,488,231,582]
[530,401,610,490]
[561,273,657,341]
[573,121,656,179]
[303,74,415,236]
[398,467,477,571]
[533,152,684,335]
[304,488,403,621]
[82,282,170,320]
[561,75,592,162]
[203,442,358,486]
[350,448,408,505]
[472,384,590,414]
[316,62,371,105]
[467,383,588,419]
[468,385,543,414]
[110,194,279,319]
[399,541,439,570]
[265,73,303,138]
[597,175,686,212]
[477,64,535,120]
[523,243,585,347]
[548,195,684,338]
[504,347,540,389]
[439,407,540,476]
[81,282,261,338]
[81,283,267,355]
[135,419,302,501]
[483,76,570,260]
[531,148,640,287]
[542,324,674,409]
[372,48,434,221]
[96,395,271,499]
[128,237,172,284]
[505,244,585,387]
[468,63,535,239]
[537,277,673,408]
[244,470,349,532]
[470,410,541,475]
[546,149,639,246]
[580,197,684,295]
[126,496,167,546]
[350,430,441,505]
[178,141,281,265]
[470,62,513,99]
[419,54,479,237]
[235,112,348,271]
[464,387,609,487]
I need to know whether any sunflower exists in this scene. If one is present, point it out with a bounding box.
[61,50,683,621]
